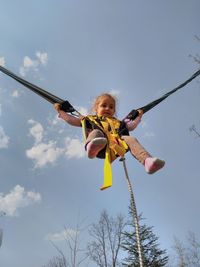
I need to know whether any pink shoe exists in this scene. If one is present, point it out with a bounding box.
[86,137,107,159]
[145,157,165,174]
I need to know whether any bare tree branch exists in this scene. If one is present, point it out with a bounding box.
[87,210,126,267]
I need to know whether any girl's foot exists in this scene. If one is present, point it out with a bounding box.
[145,157,165,174]
[86,137,107,158]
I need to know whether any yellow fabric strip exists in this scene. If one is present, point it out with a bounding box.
[100,147,112,190]
[81,118,87,141]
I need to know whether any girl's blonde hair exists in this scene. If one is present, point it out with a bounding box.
[91,93,117,114]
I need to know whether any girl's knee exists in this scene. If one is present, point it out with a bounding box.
[122,135,138,143]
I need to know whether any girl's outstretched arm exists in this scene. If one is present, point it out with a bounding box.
[54,103,82,127]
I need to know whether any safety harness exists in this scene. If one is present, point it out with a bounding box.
[81,115,129,190]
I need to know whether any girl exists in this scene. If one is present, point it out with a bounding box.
[55,93,165,174]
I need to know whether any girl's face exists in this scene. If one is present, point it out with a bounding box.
[95,96,115,117]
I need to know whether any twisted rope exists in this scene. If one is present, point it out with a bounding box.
[121,157,144,267]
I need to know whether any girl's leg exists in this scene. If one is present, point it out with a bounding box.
[86,129,105,143]
[121,135,165,174]
[85,129,107,158]
[122,135,151,164]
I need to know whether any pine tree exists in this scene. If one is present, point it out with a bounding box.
[122,212,168,267]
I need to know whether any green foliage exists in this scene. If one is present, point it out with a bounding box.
[122,212,168,267]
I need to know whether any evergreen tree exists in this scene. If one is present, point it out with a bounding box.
[122,211,168,267]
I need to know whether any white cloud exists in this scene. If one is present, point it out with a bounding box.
[0,57,5,67]
[26,137,85,168]
[24,56,37,68]
[26,119,85,168]
[26,141,64,168]
[19,56,37,76]
[140,120,155,139]
[109,89,120,97]
[51,115,59,125]
[49,114,63,128]
[28,119,44,144]
[0,185,41,216]
[65,137,85,159]
[11,90,20,98]
[141,121,147,128]
[26,119,64,167]
[19,51,48,76]
[36,51,48,65]
[0,126,9,149]
[46,228,77,242]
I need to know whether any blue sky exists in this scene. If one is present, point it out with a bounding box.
[0,1,200,266]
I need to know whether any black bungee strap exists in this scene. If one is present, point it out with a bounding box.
[0,65,75,113]
[1,65,200,118]
[125,69,200,120]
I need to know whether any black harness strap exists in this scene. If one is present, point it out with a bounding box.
[125,69,200,120]
[0,65,75,113]
[1,65,199,117]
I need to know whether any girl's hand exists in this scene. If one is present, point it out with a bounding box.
[124,116,141,131]
[54,104,67,120]
[54,103,61,111]
[137,109,143,118]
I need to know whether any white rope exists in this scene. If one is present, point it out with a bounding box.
[121,157,144,267]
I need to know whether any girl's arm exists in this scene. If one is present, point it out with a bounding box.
[124,109,143,131]
[54,103,82,127]
[125,116,141,131]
